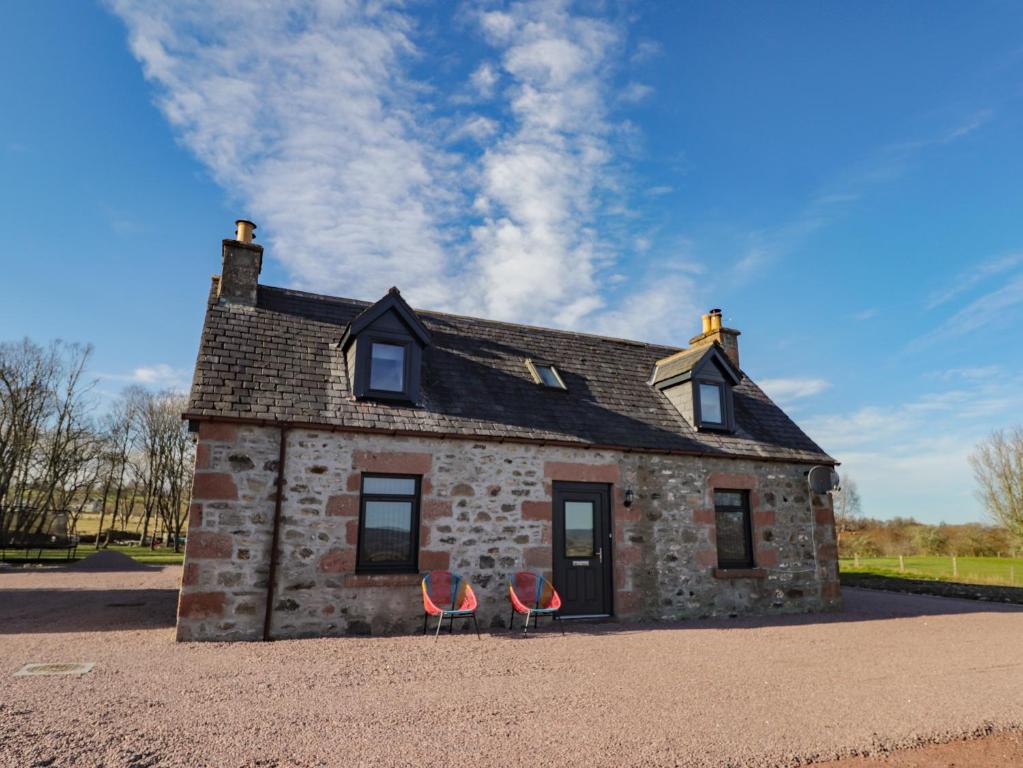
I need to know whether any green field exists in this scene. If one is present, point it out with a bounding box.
[0,542,184,566]
[840,555,1023,587]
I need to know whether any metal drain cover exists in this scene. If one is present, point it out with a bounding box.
[15,662,95,677]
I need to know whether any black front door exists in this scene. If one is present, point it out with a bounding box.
[552,482,613,616]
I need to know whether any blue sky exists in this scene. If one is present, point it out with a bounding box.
[2,1,1021,524]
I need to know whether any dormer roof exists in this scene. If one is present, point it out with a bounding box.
[339,287,431,350]
[650,343,741,389]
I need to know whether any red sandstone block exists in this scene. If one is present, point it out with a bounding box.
[191,472,238,501]
[817,542,838,560]
[346,473,361,492]
[524,546,550,568]
[197,422,237,443]
[706,472,757,491]
[693,507,714,525]
[753,509,776,527]
[822,581,841,600]
[181,563,200,586]
[353,450,432,475]
[615,546,642,566]
[815,507,835,525]
[178,591,226,619]
[421,499,452,520]
[616,590,643,615]
[326,494,358,517]
[319,547,355,573]
[346,520,359,546]
[695,549,718,567]
[419,524,431,547]
[521,500,550,520]
[189,503,203,528]
[543,461,620,483]
[194,443,211,470]
[186,531,233,559]
[756,548,779,567]
[419,550,450,570]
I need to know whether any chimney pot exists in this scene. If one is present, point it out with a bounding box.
[235,219,257,244]
[690,307,740,369]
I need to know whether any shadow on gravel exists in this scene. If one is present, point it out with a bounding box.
[0,588,178,634]
[484,587,1023,641]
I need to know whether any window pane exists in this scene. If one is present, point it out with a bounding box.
[362,500,413,563]
[700,383,722,423]
[363,476,416,495]
[715,509,751,566]
[536,365,562,388]
[714,490,744,508]
[370,343,405,392]
[564,501,594,557]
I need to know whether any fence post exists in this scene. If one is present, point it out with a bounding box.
[899,555,905,573]
[952,556,958,578]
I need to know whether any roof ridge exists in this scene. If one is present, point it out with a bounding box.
[258,283,680,352]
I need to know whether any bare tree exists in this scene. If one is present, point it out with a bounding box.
[131,390,193,550]
[832,474,863,551]
[970,427,1023,542]
[0,339,95,548]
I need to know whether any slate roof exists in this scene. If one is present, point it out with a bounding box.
[185,284,835,464]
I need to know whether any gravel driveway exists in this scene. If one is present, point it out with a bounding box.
[2,566,1022,767]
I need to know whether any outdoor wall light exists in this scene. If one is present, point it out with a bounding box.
[623,488,635,508]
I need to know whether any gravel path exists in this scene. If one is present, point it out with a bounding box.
[2,568,1022,767]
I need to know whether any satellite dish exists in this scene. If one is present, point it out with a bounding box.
[807,465,840,494]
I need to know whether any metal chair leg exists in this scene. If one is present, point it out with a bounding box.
[423,613,428,635]
[471,613,480,640]
[435,612,445,639]
[523,609,531,635]
[558,614,565,635]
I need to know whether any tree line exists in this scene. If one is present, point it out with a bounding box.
[834,432,1023,559]
[0,338,193,552]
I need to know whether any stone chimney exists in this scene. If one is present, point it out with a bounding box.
[689,308,741,368]
[218,219,262,306]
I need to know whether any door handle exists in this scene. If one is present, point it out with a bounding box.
[596,547,603,563]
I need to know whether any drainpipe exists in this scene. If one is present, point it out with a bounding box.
[262,427,288,642]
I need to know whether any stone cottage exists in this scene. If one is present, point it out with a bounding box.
[177,221,841,642]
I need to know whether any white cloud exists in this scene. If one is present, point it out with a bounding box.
[913,272,1023,348]
[758,377,830,404]
[98,363,191,392]
[803,375,1023,523]
[619,81,652,104]
[469,61,499,98]
[853,308,877,321]
[925,252,1023,310]
[108,0,700,343]
[107,0,462,310]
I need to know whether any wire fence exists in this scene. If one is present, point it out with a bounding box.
[840,555,1023,587]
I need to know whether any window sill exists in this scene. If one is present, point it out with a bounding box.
[712,567,767,580]
[344,573,421,588]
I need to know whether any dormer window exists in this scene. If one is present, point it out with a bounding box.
[526,359,567,390]
[698,382,724,425]
[340,287,431,404]
[369,342,407,392]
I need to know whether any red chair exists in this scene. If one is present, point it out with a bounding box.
[421,571,480,639]
[508,571,563,635]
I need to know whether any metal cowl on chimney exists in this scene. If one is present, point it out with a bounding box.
[235,219,257,244]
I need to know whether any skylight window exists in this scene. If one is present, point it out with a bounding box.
[525,359,567,390]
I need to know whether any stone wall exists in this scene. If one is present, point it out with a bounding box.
[177,423,840,641]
